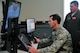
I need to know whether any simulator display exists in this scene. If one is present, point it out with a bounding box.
[26,18,35,33]
[5,1,21,32]
[1,1,21,53]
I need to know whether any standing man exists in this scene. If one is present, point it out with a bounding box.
[63,1,80,53]
[28,14,72,53]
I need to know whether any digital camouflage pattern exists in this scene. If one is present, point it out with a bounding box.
[38,26,72,53]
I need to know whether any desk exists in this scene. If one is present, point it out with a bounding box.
[18,50,28,53]
[0,50,28,53]
[18,43,38,53]
[0,51,9,53]
[0,43,38,53]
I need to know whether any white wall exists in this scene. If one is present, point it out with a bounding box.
[0,0,64,24]
[17,0,64,24]
[0,1,4,33]
[64,0,73,20]
[0,1,3,22]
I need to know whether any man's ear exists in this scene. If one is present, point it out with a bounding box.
[54,20,57,23]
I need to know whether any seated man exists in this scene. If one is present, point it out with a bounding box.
[28,14,72,53]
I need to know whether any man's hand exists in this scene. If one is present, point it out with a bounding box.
[34,37,41,43]
[27,45,39,53]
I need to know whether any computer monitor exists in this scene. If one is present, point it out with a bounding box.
[26,18,35,33]
[4,1,21,32]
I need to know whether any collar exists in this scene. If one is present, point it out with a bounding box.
[71,10,79,17]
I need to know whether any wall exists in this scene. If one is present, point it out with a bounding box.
[0,1,3,22]
[17,0,64,24]
[0,1,4,33]
[0,0,64,24]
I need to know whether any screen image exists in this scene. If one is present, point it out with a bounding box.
[5,1,21,30]
[26,18,35,33]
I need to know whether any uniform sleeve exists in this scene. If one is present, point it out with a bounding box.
[40,37,52,44]
[63,16,67,28]
[63,20,66,28]
[38,33,68,53]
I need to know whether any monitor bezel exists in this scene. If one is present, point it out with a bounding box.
[1,1,21,33]
[26,18,35,34]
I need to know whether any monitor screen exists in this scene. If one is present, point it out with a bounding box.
[5,1,21,30]
[26,18,35,33]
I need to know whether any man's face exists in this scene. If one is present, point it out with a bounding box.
[48,17,56,28]
[70,3,78,13]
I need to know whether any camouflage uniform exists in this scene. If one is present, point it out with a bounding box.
[38,26,72,53]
